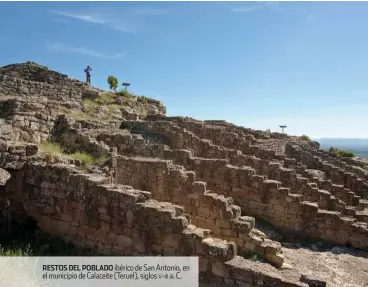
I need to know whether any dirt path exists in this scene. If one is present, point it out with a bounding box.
[280,244,368,287]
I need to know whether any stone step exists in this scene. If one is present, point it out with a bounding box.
[355,210,368,223]
[357,199,368,211]
[344,206,357,216]
[299,201,368,226]
[183,224,212,239]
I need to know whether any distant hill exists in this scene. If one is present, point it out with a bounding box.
[313,138,368,157]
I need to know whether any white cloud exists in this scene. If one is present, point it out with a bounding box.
[110,25,136,34]
[50,11,105,24]
[49,10,135,34]
[48,43,125,60]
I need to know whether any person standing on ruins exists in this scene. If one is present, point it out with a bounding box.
[84,65,92,84]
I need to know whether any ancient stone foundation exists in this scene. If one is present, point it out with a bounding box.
[1,62,368,286]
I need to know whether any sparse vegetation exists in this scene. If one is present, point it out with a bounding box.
[107,75,118,91]
[65,109,92,121]
[329,147,356,158]
[82,98,99,111]
[99,92,115,104]
[39,141,63,155]
[139,95,149,104]
[117,89,136,100]
[39,142,107,168]
[71,151,107,167]
[0,245,33,256]
[75,92,121,121]
[300,135,311,142]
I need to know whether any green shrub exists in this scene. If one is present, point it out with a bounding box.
[107,75,119,91]
[329,147,355,158]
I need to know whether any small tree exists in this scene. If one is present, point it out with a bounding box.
[122,82,130,91]
[107,75,119,91]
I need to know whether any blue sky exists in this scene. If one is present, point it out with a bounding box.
[0,1,368,138]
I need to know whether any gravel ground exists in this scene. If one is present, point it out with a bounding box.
[280,244,368,287]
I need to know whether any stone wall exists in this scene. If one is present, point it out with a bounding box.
[166,150,344,212]
[97,132,169,158]
[0,62,167,118]
[286,143,368,198]
[0,98,73,144]
[162,149,368,249]
[121,120,363,211]
[134,119,365,211]
[0,140,38,168]
[114,155,284,266]
[1,162,307,287]
[0,74,83,102]
[0,62,88,89]
[147,115,319,150]
[30,115,368,251]
[115,121,368,250]
[51,115,169,159]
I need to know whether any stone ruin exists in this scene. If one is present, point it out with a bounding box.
[1,61,368,287]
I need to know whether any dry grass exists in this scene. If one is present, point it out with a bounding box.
[39,142,63,155]
[71,152,107,167]
[66,90,150,121]
[65,110,92,121]
[99,92,115,104]
[39,142,107,168]
[116,90,137,101]
[0,245,33,256]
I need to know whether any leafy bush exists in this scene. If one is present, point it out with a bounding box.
[329,147,355,158]
[107,75,119,91]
